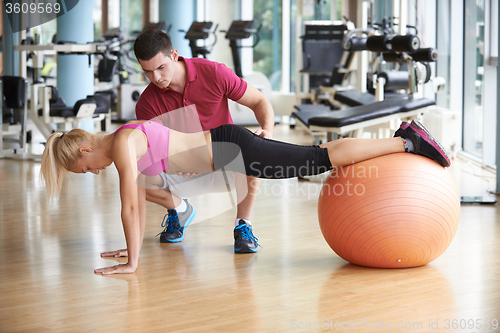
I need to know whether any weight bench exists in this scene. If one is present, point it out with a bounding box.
[293,97,435,141]
[333,86,409,107]
[333,89,376,106]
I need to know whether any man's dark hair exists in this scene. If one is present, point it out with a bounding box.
[134,29,172,61]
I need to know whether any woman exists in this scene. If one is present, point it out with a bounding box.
[41,119,450,274]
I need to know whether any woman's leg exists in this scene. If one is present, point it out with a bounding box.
[320,137,405,168]
[210,121,450,180]
[211,125,333,179]
[320,119,451,168]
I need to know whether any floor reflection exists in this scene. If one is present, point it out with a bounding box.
[317,264,456,331]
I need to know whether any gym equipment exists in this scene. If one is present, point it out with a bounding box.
[99,22,171,83]
[141,22,172,34]
[183,21,218,58]
[224,20,262,78]
[117,83,146,121]
[460,196,497,205]
[299,22,347,92]
[11,38,113,142]
[341,31,439,100]
[31,83,108,136]
[224,20,272,126]
[296,20,372,109]
[96,24,170,122]
[366,34,420,53]
[1,76,29,155]
[295,21,358,111]
[293,22,441,143]
[304,97,434,139]
[295,20,424,113]
[318,153,460,268]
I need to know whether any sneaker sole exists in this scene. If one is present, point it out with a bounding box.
[234,246,259,253]
[410,120,451,167]
[161,207,197,243]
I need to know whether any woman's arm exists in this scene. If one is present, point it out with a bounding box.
[94,133,145,274]
[138,181,147,249]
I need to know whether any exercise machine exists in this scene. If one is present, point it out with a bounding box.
[96,23,172,122]
[224,20,272,126]
[183,21,218,58]
[296,18,424,109]
[296,21,348,107]
[292,0,452,141]
[1,76,29,156]
[13,39,112,140]
[293,25,441,143]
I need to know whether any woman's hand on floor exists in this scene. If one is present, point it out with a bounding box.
[100,249,128,257]
[94,263,137,275]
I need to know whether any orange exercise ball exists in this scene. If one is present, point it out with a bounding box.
[318,153,460,268]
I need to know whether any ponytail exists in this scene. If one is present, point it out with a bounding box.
[40,129,93,200]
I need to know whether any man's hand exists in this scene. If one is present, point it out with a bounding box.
[175,171,201,178]
[254,129,273,139]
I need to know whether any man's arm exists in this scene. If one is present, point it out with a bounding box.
[235,83,275,138]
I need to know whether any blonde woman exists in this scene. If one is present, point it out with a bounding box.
[41,119,449,274]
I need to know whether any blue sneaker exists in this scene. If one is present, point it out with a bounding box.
[234,220,260,253]
[157,199,196,243]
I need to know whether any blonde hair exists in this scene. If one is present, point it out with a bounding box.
[40,129,95,200]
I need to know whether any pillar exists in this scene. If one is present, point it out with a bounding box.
[158,0,196,57]
[2,2,18,76]
[56,0,95,107]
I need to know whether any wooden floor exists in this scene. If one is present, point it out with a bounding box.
[1,125,499,332]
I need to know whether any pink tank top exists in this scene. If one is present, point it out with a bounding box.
[114,122,170,176]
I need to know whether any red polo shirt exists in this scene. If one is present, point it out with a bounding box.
[135,57,247,131]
